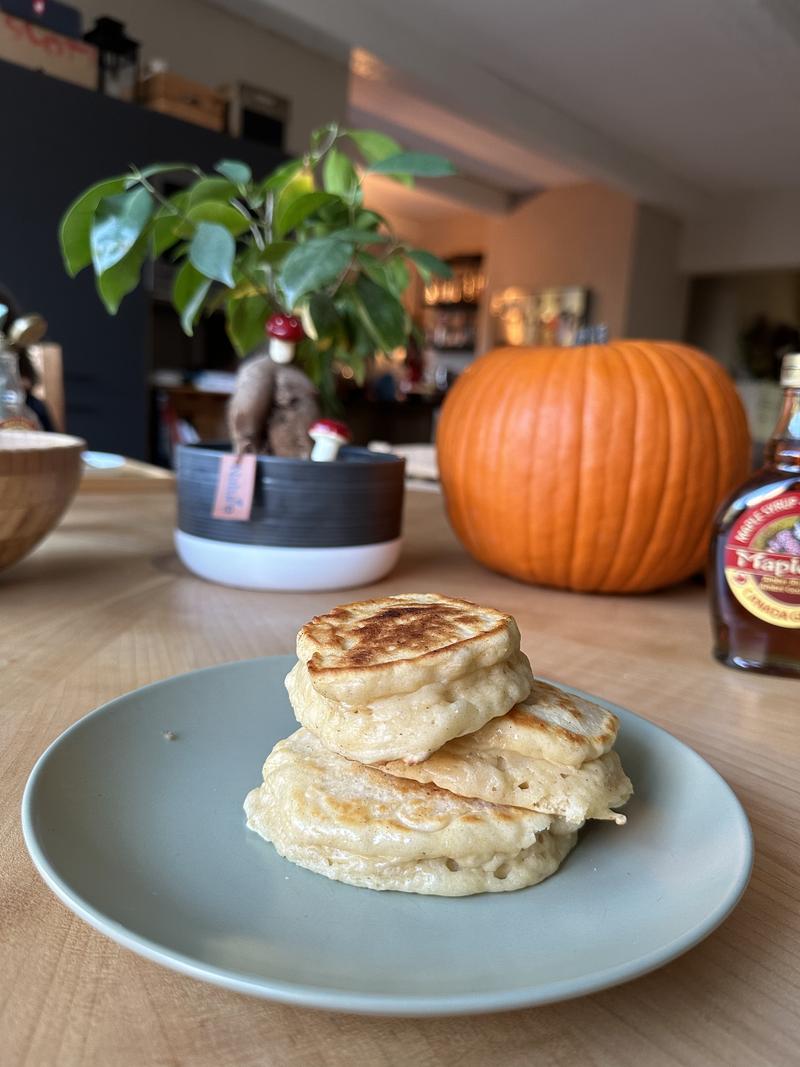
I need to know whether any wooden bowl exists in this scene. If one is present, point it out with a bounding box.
[0,432,86,572]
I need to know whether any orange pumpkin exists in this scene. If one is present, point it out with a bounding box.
[437,342,751,593]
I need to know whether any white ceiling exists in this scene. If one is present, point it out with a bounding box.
[349,49,582,196]
[397,0,800,191]
[212,0,800,215]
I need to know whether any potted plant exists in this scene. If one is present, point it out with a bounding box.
[58,123,454,590]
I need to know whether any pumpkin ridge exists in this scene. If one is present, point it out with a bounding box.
[443,356,487,555]
[595,343,638,592]
[567,345,591,590]
[640,344,702,589]
[604,342,667,591]
[541,348,569,585]
[468,355,501,552]
[526,347,558,582]
[437,373,463,548]
[492,351,527,567]
[597,342,641,591]
[662,343,726,576]
[557,348,584,587]
[680,346,726,577]
[619,341,676,592]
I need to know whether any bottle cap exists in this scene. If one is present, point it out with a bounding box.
[780,353,800,387]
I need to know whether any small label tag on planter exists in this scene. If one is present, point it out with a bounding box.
[212,454,257,521]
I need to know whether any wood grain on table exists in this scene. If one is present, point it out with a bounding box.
[2,489,798,1067]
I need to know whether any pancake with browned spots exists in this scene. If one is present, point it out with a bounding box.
[469,680,621,767]
[296,593,521,703]
[286,649,534,764]
[380,682,632,824]
[244,729,578,895]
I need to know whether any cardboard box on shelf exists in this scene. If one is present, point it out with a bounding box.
[0,14,96,88]
[0,1,83,39]
[139,72,225,132]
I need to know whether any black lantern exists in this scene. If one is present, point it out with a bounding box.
[83,17,139,101]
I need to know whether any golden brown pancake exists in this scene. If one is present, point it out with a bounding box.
[470,680,621,767]
[382,746,632,824]
[244,728,579,895]
[296,593,521,703]
[286,650,534,764]
[380,682,632,824]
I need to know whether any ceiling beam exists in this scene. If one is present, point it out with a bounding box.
[210,0,705,216]
[349,104,519,215]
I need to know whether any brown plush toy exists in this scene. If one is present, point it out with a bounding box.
[227,314,320,457]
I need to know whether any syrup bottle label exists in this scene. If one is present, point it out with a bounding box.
[724,491,800,628]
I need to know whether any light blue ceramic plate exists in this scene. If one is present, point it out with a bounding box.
[21,656,752,1016]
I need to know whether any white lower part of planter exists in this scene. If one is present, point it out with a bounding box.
[174,530,403,591]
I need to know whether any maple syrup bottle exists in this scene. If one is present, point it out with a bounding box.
[710,354,800,676]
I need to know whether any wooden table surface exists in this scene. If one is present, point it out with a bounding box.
[2,489,798,1067]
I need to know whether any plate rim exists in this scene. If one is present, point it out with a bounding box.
[21,656,754,1017]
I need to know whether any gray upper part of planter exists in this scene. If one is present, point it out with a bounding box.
[176,444,406,548]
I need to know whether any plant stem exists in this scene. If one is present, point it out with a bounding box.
[230,198,264,251]
[133,171,184,215]
[311,123,339,165]
[327,254,357,300]
[262,191,281,308]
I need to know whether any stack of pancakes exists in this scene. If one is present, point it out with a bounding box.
[245,593,632,896]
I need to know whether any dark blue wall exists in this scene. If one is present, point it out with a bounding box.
[0,60,283,457]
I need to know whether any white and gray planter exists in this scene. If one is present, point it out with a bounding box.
[174,443,405,591]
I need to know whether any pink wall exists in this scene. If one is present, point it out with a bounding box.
[370,183,687,347]
[481,185,638,343]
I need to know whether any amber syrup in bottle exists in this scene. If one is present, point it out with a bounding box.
[710,353,800,677]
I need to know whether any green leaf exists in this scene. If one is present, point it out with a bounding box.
[189,222,236,287]
[232,243,291,290]
[311,122,339,151]
[226,292,271,356]
[384,256,410,298]
[406,249,453,280]
[356,251,408,297]
[329,227,390,245]
[355,209,388,230]
[258,241,293,264]
[308,292,341,340]
[185,199,250,235]
[95,234,148,313]
[186,177,237,206]
[173,261,211,334]
[90,186,155,275]
[353,274,407,351]
[278,238,353,309]
[59,176,128,276]
[323,149,358,199]
[275,191,337,238]
[369,151,456,178]
[273,169,315,233]
[150,191,191,257]
[259,159,303,195]
[317,198,349,222]
[346,129,403,165]
[125,162,199,186]
[215,159,252,185]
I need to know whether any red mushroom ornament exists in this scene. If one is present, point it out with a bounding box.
[309,418,351,461]
[266,313,305,364]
